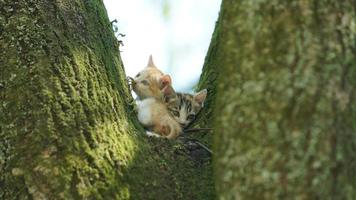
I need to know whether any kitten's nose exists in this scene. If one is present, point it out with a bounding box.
[179,122,186,127]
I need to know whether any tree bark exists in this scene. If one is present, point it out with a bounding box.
[0,0,214,199]
[199,0,356,199]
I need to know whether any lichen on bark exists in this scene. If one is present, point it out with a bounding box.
[201,0,356,199]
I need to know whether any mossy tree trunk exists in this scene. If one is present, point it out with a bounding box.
[199,0,356,199]
[0,0,214,199]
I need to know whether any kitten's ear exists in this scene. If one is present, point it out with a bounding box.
[162,85,177,103]
[162,85,175,97]
[159,74,172,89]
[146,55,156,68]
[194,89,207,105]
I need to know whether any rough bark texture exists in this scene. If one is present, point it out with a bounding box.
[199,0,356,199]
[0,0,214,199]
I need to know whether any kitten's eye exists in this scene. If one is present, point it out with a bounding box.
[172,110,180,117]
[135,73,141,78]
[141,80,149,86]
[187,114,195,121]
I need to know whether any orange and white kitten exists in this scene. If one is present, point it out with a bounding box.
[131,55,171,100]
[131,56,182,139]
[136,86,182,139]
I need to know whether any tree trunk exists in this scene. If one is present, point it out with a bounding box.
[199,0,356,199]
[0,0,214,199]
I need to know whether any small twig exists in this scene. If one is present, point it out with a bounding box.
[118,40,124,46]
[110,19,118,25]
[189,139,213,155]
[183,128,213,133]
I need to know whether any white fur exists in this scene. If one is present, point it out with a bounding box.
[135,95,182,139]
[145,131,161,138]
[136,98,155,126]
[177,103,188,125]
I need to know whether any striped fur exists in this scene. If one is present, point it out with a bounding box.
[167,89,207,128]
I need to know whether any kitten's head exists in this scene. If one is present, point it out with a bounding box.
[168,89,207,128]
[132,55,172,99]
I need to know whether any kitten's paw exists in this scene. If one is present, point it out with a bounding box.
[145,131,161,138]
[126,76,134,90]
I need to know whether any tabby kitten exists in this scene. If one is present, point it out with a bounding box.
[167,89,207,128]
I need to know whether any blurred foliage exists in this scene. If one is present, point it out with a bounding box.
[161,0,172,19]
[200,0,356,199]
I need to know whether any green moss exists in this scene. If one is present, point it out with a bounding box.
[0,0,215,199]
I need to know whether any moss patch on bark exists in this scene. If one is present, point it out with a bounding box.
[0,0,215,199]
